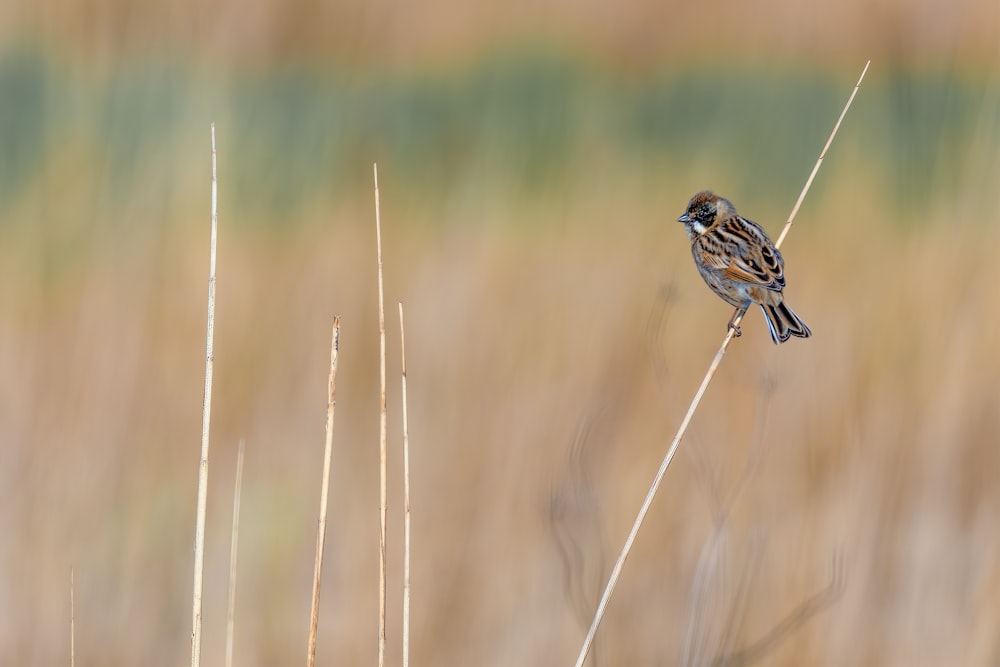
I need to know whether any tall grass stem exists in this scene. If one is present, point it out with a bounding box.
[374,164,388,667]
[307,319,342,666]
[190,122,219,667]
[399,302,411,667]
[572,60,871,667]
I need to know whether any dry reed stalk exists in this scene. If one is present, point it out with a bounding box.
[307,319,341,667]
[374,164,388,667]
[226,439,246,667]
[398,302,411,667]
[191,122,219,667]
[572,60,871,667]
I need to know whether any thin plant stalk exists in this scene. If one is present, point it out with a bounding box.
[572,60,871,667]
[774,60,871,248]
[398,302,411,667]
[226,439,246,667]
[307,319,341,667]
[191,122,219,667]
[374,164,388,667]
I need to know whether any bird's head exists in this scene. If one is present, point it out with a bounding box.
[677,191,736,237]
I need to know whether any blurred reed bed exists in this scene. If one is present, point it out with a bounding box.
[3,50,997,225]
[0,48,998,665]
[10,0,1000,69]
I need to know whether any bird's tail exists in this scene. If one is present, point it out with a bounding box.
[760,299,811,344]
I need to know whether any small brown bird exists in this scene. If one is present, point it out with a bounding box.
[677,191,811,344]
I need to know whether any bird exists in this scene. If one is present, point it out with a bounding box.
[677,191,811,344]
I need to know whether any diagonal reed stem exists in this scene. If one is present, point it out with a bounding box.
[191,122,219,667]
[572,60,870,667]
[307,318,341,667]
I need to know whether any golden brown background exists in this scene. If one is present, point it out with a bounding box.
[2,0,999,664]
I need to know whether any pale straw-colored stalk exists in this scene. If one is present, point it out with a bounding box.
[307,319,341,666]
[398,302,411,667]
[572,60,871,667]
[374,164,388,667]
[191,122,219,667]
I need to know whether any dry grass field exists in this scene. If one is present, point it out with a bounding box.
[0,1,998,665]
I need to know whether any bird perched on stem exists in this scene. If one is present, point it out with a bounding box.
[677,191,811,344]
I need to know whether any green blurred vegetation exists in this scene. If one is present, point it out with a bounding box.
[3,47,998,227]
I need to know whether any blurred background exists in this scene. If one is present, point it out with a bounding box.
[1,0,999,664]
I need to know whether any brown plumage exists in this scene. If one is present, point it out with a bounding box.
[677,191,811,344]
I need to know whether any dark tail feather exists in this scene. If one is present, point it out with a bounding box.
[760,300,811,344]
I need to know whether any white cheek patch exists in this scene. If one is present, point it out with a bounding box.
[691,220,708,235]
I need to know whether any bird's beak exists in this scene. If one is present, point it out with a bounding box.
[677,213,692,223]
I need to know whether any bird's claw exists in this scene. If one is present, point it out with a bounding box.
[728,322,742,337]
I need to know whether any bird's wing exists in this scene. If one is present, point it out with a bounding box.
[718,216,785,290]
